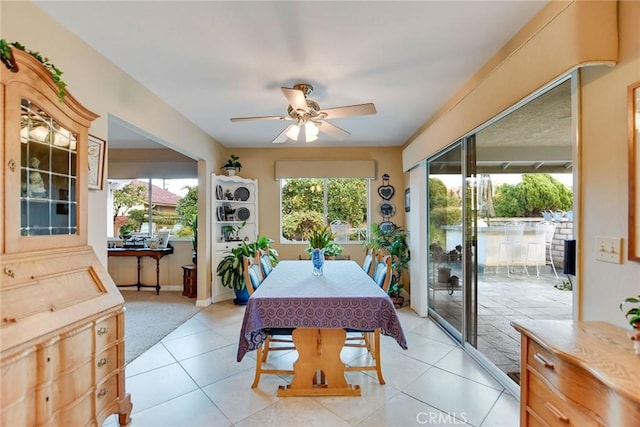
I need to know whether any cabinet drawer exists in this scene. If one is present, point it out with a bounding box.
[96,373,120,414]
[0,392,36,427]
[96,345,119,382]
[58,326,93,372]
[528,371,600,426]
[1,348,37,406]
[51,392,93,427]
[52,359,93,409]
[95,314,119,350]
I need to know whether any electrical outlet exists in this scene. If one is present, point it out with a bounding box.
[595,237,622,264]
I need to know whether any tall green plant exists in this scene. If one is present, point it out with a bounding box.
[365,224,410,297]
[216,236,278,290]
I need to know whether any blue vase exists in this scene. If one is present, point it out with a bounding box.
[312,248,325,276]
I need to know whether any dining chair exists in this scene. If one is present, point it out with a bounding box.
[243,256,296,388]
[258,247,274,277]
[343,254,392,384]
[361,248,376,277]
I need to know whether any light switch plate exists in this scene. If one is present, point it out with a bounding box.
[595,237,622,264]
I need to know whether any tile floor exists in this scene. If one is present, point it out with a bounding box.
[104,300,519,427]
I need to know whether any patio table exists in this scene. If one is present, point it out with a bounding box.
[237,260,407,396]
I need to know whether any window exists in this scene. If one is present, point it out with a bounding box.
[280,177,369,243]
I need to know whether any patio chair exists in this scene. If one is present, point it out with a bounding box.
[498,222,527,277]
[330,219,350,242]
[525,222,559,279]
[243,256,296,388]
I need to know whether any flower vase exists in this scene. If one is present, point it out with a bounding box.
[312,248,325,276]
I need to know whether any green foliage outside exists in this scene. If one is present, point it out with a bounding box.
[112,183,146,222]
[281,178,367,241]
[493,174,572,217]
[176,186,198,226]
[429,177,462,244]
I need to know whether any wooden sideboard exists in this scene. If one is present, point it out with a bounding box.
[512,320,640,426]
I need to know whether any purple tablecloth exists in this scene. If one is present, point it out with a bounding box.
[237,260,407,361]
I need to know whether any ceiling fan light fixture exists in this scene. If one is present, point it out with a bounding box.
[285,124,300,141]
[305,122,319,139]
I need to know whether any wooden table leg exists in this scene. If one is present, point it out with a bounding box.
[154,257,161,295]
[136,256,142,291]
[277,328,360,397]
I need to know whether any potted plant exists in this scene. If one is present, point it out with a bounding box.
[221,154,242,176]
[619,295,640,354]
[305,225,339,275]
[366,223,410,307]
[217,236,278,305]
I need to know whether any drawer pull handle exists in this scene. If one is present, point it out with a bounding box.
[534,353,555,369]
[544,401,569,423]
[97,327,110,336]
[97,388,109,398]
[97,357,109,367]
[4,267,14,278]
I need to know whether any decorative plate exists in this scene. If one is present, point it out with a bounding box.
[216,185,223,200]
[236,207,251,221]
[377,184,395,200]
[216,205,225,222]
[379,221,396,233]
[234,186,250,201]
[378,201,396,218]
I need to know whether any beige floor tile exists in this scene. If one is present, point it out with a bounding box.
[201,370,282,423]
[349,350,431,391]
[234,397,353,427]
[160,316,211,342]
[359,392,472,427]
[434,347,504,390]
[126,363,199,414]
[162,328,232,361]
[313,372,401,425]
[126,342,177,377]
[124,390,231,427]
[179,343,255,387]
[403,367,502,426]
[480,391,520,427]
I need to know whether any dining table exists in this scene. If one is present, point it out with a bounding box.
[237,260,407,397]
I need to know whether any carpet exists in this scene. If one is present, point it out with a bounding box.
[121,290,203,364]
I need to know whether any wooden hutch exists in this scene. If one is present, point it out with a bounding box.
[1,47,132,425]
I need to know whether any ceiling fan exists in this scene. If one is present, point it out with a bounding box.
[230,83,376,143]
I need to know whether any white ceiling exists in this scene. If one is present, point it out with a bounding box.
[34,1,547,150]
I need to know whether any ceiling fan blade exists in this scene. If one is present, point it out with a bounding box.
[320,103,377,119]
[318,120,350,141]
[230,115,289,122]
[281,87,309,113]
[272,124,294,144]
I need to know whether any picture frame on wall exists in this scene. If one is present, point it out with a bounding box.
[628,81,640,262]
[404,188,410,212]
[88,135,106,190]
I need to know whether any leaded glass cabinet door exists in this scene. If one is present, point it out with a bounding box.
[2,55,97,254]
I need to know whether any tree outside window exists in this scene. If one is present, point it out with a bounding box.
[281,178,369,243]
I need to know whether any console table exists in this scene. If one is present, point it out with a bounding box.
[108,247,174,294]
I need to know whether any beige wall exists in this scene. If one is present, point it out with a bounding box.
[227,147,406,264]
[1,1,226,304]
[403,0,640,327]
[579,0,640,324]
